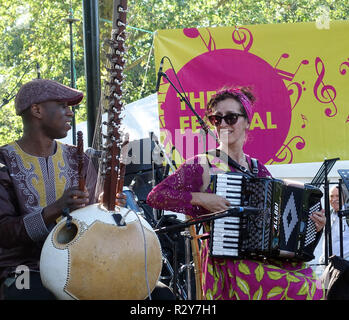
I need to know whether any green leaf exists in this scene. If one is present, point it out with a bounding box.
[255,264,265,282]
[297,280,309,296]
[267,271,284,280]
[220,269,225,287]
[266,286,284,299]
[205,289,213,300]
[253,286,263,300]
[236,276,250,297]
[229,287,234,299]
[207,263,214,276]
[286,273,301,283]
[213,279,218,296]
[238,261,251,275]
[310,281,316,297]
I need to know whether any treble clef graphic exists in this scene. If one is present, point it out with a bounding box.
[339,58,349,75]
[313,57,338,117]
[232,26,253,52]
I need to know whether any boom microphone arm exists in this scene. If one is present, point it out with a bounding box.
[159,71,219,145]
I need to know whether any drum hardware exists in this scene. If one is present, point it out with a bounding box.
[155,215,181,299]
[154,214,201,300]
[180,230,195,300]
[154,208,252,299]
[161,251,190,300]
[121,185,196,300]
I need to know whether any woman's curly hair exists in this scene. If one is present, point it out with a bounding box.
[205,85,256,121]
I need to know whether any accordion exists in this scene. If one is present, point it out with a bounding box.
[210,173,323,261]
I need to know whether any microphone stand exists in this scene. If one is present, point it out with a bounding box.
[337,169,349,259]
[181,229,193,300]
[149,131,160,222]
[151,132,176,173]
[154,207,257,300]
[159,72,219,145]
[154,207,259,234]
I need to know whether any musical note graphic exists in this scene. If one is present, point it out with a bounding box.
[274,53,309,82]
[232,26,253,52]
[301,114,308,128]
[183,27,216,52]
[274,54,308,111]
[288,81,306,110]
[339,58,349,75]
[313,57,338,117]
[269,136,306,164]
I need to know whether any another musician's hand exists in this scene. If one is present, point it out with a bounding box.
[310,209,326,232]
[97,192,127,208]
[190,192,231,213]
[115,192,127,207]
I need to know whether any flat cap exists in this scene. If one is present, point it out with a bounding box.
[15,79,84,115]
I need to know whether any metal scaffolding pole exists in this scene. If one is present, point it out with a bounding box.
[63,10,79,145]
[82,0,101,147]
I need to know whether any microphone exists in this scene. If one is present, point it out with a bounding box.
[85,147,103,158]
[155,57,165,92]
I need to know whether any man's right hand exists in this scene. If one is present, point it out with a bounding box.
[42,187,89,225]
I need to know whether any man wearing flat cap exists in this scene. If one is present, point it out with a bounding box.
[0,79,175,301]
[0,79,95,299]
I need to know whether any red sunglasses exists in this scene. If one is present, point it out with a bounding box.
[208,113,245,126]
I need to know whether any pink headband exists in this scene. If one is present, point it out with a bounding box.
[213,88,253,122]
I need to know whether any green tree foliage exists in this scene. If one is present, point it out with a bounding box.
[0,0,348,145]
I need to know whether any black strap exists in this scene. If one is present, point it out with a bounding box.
[206,149,256,178]
[250,158,259,176]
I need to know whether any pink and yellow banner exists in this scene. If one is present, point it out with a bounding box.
[154,21,349,166]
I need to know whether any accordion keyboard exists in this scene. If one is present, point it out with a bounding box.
[215,174,243,206]
[211,216,241,257]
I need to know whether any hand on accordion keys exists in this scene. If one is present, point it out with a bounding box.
[310,209,326,232]
[190,192,231,213]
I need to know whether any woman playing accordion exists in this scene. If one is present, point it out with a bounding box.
[147,86,326,300]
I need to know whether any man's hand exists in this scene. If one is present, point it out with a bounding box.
[115,193,127,207]
[42,187,89,225]
[98,192,127,208]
